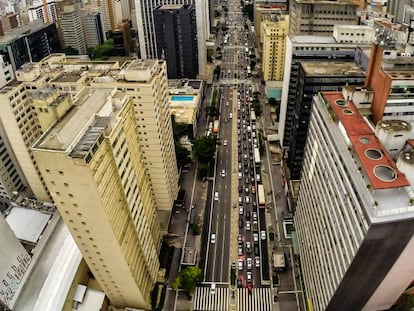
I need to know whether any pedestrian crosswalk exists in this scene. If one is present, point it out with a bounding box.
[237,288,272,311]
[193,286,229,311]
[193,286,272,311]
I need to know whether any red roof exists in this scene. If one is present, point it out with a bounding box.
[322,92,410,190]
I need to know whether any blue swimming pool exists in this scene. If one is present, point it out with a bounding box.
[171,96,194,101]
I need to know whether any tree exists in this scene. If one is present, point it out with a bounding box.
[214,65,221,80]
[91,39,115,60]
[175,144,192,169]
[205,105,219,118]
[268,97,277,106]
[242,3,253,21]
[193,135,219,163]
[173,266,203,295]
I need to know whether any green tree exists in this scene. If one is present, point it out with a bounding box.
[214,65,221,80]
[205,106,219,118]
[173,266,203,294]
[63,46,79,55]
[242,3,253,21]
[193,135,219,163]
[268,97,277,106]
[175,144,192,169]
[91,39,115,60]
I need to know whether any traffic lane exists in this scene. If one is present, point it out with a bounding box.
[259,208,270,282]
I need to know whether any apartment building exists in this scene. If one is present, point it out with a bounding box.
[296,89,414,310]
[32,88,161,309]
[289,0,359,36]
[60,5,87,55]
[261,15,289,81]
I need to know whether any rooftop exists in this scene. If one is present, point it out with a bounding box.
[301,61,365,76]
[52,72,83,83]
[0,20,54,44]
[322,91,410,190]
[159,4,184,10]
[377,120,412,133]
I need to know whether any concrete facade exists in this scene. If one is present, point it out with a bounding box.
[32,89,161,309]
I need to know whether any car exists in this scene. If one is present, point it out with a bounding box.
[210,283,216,294]
[245,186,249,194]
[246,220,251,231]
[245,196,250,204]
[239,205,244,215]
[247,282,253,291]
[237,278,243,288]
[211,233,216,244]
[224,118,228,123]
[246,272,252,283]
[251,186,256,194]
[246,211,251,220]
[231,261,236,270]
[238,219,244,228]
[261,231,267,240]
[238,185,242,193]
[246,241,252,253]
[254,244,260,256]
[253,233,259,242]
[214,191,219,201]
[237,234,243,244]
[223,139,228,146]
[238,246,243,255]
[237,259,244,270]
[252,212,258,221]
[238,163,242,170]
[247,258,253,270]
[256,174,261,182]
[255,256,260,268]
[229,113,233,119]
[221,169,226,177]
[253,221,258,232]
[238,172,242,179]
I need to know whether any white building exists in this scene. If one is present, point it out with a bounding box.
[295,89,414,311]
[0,55,14,88]
[333,24,376,44]
[60,5,87,55]
[27,0,58,23]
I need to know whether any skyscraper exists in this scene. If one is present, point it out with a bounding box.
[261,15,288,81]
[154,4,198,78]
[60,5,87,55]
[32,88,161,309]
[135,0,208,75]
[296,89,414,311]
[82,10,105,48]
[289,0,359,36]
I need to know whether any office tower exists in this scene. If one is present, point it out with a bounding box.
[92,0,129,33]
[0,63,51,202]
[0,214,31,309]
[296,89,414,311]
[135,0,208,75]
[0,20,60,71]
[110,19,133,56]
[365,44,414,133]
[91,59,179,230]
[32,88,161,309]
[82,10,105,48]
[286,61,365,180]
[289,0,359,36]
[60,5,87,55]
[261,15,288,81]
[279,36,372,149]
[154,4,198,79]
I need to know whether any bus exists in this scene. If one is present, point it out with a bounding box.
[254,147,260,166]
[212,120,219,134]
[247,65,251,77]
[258,184,265,207]
[250,110,256,123]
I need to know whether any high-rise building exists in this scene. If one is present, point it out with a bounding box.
[0,20,60,71]
[154,4,198,79]
[0,55,14,87]
[91,0,130,33]
[60,5,87,55]
[279,35,372,149]
[261,15,288,81]
[365,44,414,133]
[91,60,179,229]
[32,88,161,309]
[387,0,410,24]
[28,0,59,23]
[82,10,105,48]
[285,61,366,180]
[289,0,359,36]
[296,89,414,311]
[135,0,208,75]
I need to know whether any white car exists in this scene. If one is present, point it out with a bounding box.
[214,191,219,201]
[238,259,244,271]
[221,170,226,177]
[223,139,228,146]
[253,233,259,242]
[246,220,251,231]
[229,113,233,119]
[245,196,250,204]
[239,206,244,215]
[211,233,216,244]
[261,231,267,240]
[210,283,216,294]
[255,257,260,268]
[247,257,253,270]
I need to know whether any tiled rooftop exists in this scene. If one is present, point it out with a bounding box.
[322,91,410,190]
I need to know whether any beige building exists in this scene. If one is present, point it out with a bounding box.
[289,0,359,36]
[91,59,179,229]
[262,16,289,81]
[32,88,161,309]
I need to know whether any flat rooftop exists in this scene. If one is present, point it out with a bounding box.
[322,91,410,190]
[301,61,365,76]
[159,4,184,9]
[0,20,53,44]
[52,72,83,83]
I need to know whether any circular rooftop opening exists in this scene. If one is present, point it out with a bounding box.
[342,109,354,115]
[360,137,371,144]
[335,99,348,107]
[365,149,382,160]
[373,165,397,182]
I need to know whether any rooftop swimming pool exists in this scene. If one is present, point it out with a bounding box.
[171,96,194,101]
